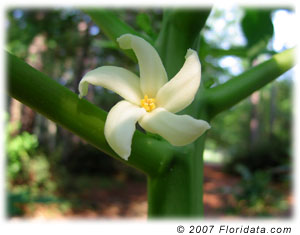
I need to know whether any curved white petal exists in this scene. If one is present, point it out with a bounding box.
[117,34,168,98]
[155,49,201,113]
[79,66,143,106]
[139,108,210,146]
[104,100,146,160]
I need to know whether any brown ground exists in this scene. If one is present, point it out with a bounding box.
[12,164,291,220]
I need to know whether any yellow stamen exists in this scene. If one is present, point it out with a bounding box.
[141,95,156,112]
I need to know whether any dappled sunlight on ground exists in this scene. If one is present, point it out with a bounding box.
[9,165,291,220]
[203,164,239,217]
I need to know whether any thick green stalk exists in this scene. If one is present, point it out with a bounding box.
[7,52,174,176]
[148,135,207,218]
[147,9,211,217]
[155,9,211,78]
[205,48,296,118]
[148,105,209,218]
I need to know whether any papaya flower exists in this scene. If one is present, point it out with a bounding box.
[79,34,210,160]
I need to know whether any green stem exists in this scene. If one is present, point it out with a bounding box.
[147,9,211,217]
[148,108,209,218]
[148,132,207,218]
[205,48,296,118]
[7,52,174,176]
[84,9,153,62]
[155,9,211,78]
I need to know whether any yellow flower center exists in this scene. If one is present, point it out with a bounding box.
[141,95,156,112]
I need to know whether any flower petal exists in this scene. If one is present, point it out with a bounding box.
[79,66,143,106]
[155,49,201,113]
[117,34,168,97]
[104,100,146,160]
[139,108,210,146]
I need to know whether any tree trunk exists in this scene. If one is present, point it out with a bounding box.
[250,91,260,146]
[269,83,277,136]
[21,105,36,133]
[74,21,92,93]
[9,98,22,135]
[21,32,47,133]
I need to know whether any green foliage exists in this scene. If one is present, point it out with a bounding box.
[221,81,291,172]
[225,135,290,175]
[6,122,55,192]
[228,168,289,216]
[7,10,78,58]
[207,79,292,180]
[6,122,38,181]
[241,9,274,47]
[6,117,59,216]
[136,12,156,38]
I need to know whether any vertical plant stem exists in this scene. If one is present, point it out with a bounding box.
[147,99,206,213]
[155,9,211,78]
[147,134,207,217]
[147,109,209,217]
[147,9,211,217]
[147,109,208,218]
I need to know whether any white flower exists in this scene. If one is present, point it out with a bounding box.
[79,34,210,160]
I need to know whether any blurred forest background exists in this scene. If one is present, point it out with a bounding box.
[5,6,295,219]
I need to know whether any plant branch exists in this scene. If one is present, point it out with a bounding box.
[205,48,296,119]
[7,52,174,176]
[84,9,153,62]
[155,8,211,78]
